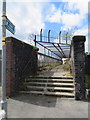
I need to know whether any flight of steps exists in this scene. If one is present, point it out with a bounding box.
[20,76,75,98]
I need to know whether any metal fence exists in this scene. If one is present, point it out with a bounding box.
[38,52,61,67]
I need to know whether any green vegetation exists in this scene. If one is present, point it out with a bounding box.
[65,58,70,61]
[62,59,72,76]
[39,63,61,71]
[33,46,39,51]
[62,59,72,71]
[85,75,90,89]
[48,63,62,67]
[84,52,89,56]
[63,62,71,71]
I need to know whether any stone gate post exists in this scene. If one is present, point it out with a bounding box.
[72,36,86,100]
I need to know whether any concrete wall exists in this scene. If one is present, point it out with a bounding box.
[6,37,38,97]
[72,36,86,100]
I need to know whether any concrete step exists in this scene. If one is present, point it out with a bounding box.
[20,91,75,97]
[21,76,75,98]
[27,86,74,91]
[26,79,74,83]
[29,76,73,79]
[25,82,74,87]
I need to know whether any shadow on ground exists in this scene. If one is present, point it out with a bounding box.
[10,94,58,108]
[7,94,88,118]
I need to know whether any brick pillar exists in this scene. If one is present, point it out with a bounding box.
[6,39,15,97]
[72,36,86,100]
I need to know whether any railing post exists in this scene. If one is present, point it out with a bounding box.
[40,29,42,42]
[48,30,51,42]
[59,31,61,43]
[66,32,68,44]
[34,35,36,46]
[51,52,52,57]
[44,47,46,66]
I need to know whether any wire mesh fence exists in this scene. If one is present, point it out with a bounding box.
[38,52,61,68]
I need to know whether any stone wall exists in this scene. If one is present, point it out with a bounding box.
[6,37,38,97]
[72,36,86,100]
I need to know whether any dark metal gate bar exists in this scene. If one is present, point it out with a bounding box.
[34,29,71,60]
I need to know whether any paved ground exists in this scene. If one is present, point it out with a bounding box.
[37,65,71,77]
[7,94,89,118]
[0,109,5,119]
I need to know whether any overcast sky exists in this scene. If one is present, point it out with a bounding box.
[0,0,89,53]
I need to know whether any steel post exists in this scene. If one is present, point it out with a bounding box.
[1,0,7,119]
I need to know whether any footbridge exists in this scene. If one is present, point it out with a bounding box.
[0,34,86,100]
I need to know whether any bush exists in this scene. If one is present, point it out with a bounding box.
[85,75,90,89]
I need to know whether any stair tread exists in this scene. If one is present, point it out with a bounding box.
[26,79,73,82]
[20,91,75,96]
[25,82,74,86]
[27,86,74,90]
[29,76,73,79]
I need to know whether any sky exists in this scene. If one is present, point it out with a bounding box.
[0,0,89,54]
